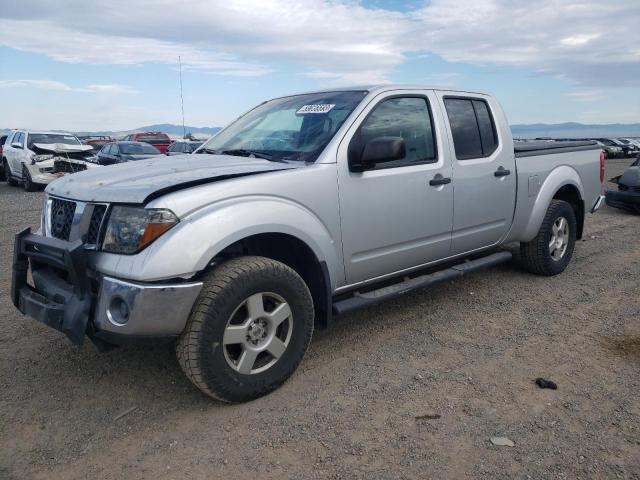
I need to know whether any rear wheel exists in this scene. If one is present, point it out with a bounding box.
[520,200,577,276]
[176,256,314,403]
[4,159,17,186]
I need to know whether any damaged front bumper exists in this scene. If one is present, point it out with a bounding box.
[11,228,202,347]
[26,158,100,185]
[605,189,640,210]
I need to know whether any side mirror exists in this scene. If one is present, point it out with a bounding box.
[355,136,405,171]
[11,142,22,149]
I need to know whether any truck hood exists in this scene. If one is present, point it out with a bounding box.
[33,143,94,154]
[46,154,296,203]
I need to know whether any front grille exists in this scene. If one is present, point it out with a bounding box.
[87,205,107,245]
[50,198,76,241]
[53,160,87,174]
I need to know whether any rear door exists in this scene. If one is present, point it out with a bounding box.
[337,90,454,285]
[439,94,516,255]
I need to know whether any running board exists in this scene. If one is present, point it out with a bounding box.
[332,251,512,316]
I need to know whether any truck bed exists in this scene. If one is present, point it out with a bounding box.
[514,140,599,157]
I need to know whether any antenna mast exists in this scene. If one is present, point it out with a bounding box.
[178,55,186,139]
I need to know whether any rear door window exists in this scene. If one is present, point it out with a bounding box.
[472,100,498,156]
[444,98,499,159]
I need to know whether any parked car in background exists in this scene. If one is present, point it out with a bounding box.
[96,141,162,165]
[0,135,7,180]
[621,138,640,151]
[615,138,639,157]
[166,140,204,155]
[594,140,623,158]
[596,138,635,157]
[122,132,172,153]
[11,85,605,402]
[606,158,640,213]
[3,130,99,191]
[80,135,114,152]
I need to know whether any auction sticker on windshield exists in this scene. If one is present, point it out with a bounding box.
[296,104,335,114]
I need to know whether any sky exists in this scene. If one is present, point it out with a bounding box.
[0,0,638,131]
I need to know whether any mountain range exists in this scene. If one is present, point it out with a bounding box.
[2,122,639,139]
[510,122,640,139]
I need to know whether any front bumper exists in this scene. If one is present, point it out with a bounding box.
[11,228,202,347]
[26,160,99,185]
[605,189,640,210]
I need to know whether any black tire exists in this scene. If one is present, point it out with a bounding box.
[22,165,37,192]
[520,199,577,276]
[176,256,314,403]
[4,159,17,186]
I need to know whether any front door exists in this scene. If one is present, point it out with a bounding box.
[439,95,516,255]
[337,90,454,285]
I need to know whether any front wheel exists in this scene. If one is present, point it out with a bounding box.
[176,256,314,403]
[520,199,577,276]
[22,165,37,192]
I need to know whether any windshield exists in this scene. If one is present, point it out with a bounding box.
[28,134,80,149]
[120,143,161,155]
[198,90,367,162]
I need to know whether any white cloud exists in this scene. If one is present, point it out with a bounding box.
[565,89,605,102]
[0,79,74,91]
[0,79,137,94]
[0,0,637,87]
[560,33,601,47]
[415,0,640,87]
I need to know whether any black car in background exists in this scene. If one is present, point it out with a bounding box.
[97,141,162,165]
[166,140,204,155]
[606,158,640,214]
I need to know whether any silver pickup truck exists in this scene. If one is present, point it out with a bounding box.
[12,85,605,402]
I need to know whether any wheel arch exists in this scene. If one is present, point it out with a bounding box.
[521,165,585,242]
[206,232,333,329]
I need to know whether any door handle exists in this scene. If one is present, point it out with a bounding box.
[429,174,451,186]
[494,166,511,177]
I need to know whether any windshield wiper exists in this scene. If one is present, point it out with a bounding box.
[196,147,221,155]
[220,149,287,163]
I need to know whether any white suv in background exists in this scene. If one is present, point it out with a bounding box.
[3,130,98,191]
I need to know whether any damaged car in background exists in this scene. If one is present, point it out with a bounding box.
[2,130,100,191]
[606,158,640,213]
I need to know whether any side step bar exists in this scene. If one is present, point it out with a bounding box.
[332,251,512,316]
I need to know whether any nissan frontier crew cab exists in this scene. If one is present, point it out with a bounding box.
[12,85,605,402]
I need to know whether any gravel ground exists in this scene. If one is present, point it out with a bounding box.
[1,158,639,480]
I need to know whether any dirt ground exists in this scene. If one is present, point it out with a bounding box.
[1,158,638,480]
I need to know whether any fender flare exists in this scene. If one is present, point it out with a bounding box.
[106,196,341,285]
[521,165,585,242]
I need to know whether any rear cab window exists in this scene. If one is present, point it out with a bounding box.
[444,97,498,160]
[137,134,170,143]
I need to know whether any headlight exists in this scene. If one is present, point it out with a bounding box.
[31,154,54,163]
[102,206,178,254]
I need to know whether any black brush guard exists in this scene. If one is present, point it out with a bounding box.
[11,228,92,345]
